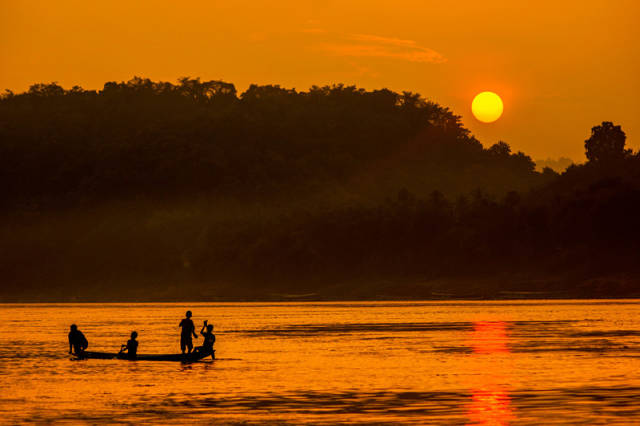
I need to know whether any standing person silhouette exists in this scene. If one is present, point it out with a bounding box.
[179,310,198,354]
[68,324,88,355]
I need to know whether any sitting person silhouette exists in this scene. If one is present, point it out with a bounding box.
[196,320,216,359]
[68,324,88,355]
[179,310,198,354]
[120,331,138,359]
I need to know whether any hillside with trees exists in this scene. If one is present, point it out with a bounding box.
[0,78,638,301]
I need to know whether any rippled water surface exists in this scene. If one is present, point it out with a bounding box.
[1,301,640,424]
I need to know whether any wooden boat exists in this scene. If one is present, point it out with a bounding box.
[74,350,214,362]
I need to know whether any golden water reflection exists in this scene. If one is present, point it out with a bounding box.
[467,321,514,425]
[1,302,640,423]
[470,321,509,354]
[468,386,514,425]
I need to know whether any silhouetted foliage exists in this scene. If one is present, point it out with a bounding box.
[585,121,630,164]
[0,79,638,300]
[0,78,544,209]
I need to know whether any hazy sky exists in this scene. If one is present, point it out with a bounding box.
[1,0,638,160]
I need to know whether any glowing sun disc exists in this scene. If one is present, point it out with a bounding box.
[472,91,503,123]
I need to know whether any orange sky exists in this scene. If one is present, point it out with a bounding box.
[1,0,638,160]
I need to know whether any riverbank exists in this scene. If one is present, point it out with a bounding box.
[3,274,639,302]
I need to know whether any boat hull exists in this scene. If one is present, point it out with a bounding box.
[75,350,214,362]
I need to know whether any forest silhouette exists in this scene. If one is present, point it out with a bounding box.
[1,78,639,301]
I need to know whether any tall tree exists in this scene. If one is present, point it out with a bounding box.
[584,121,630,164]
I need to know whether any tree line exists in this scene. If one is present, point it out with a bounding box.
[0,77,546,208]
[0,78,638,300]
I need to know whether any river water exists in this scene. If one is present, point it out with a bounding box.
[1,301,639,424]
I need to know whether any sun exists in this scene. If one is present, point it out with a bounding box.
[472,91,503,123]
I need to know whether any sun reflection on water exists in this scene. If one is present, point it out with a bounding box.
[470,321,509,354]
[467,386,514,425]
[466,321,514,425]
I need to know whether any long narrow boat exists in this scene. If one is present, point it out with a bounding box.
[75,350,214,362]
